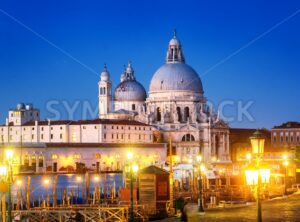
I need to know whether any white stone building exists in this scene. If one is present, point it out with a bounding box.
[0,32,231,175]
[0,104,165,173]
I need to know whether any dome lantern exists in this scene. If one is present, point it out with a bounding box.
[100,64,110,81]
[166,30,185,64]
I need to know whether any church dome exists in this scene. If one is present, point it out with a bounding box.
[114,62,146,101]
[149,63,203,93]
[114,80,146,101]
[149,32,203,94]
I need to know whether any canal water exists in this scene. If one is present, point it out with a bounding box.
[11,173,123,204]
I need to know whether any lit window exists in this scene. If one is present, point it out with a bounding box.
[95,153,101,159]
[52,154,58,159]
[74,154,81,159]
[72,132,77,142]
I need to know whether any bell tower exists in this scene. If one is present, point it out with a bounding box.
[98,64,112,118]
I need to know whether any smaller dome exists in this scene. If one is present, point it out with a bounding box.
[114,80,146,101]
[169,37,180,46]
[100,64,110,81]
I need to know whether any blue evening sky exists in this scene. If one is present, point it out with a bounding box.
[0,0,299,129]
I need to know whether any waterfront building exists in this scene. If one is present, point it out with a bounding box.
[0,32,230,176]
[271,121,300,149]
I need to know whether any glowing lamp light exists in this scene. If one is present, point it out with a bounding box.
[245,168,270,185]
[246,153,252,160]
[260,168,271,184]
[127,152,133,160]
[43,179,50,186]
[200,164,205,172]
[245,169,258,186]
[93,175,100,182]
[283,154,288,160]
[188,159,193,164]
[250,130,265,155]
[0,166,7,177]
[76,176,82,182]
[132,164,139,173]
[196,155,202,162]
[283,160,289,167]
[16,180,22,186]
[5,149,14,160]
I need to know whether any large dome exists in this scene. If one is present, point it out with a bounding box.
[149,63,204,93]
[114,80,147,101]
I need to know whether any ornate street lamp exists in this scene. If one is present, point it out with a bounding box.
[246,130,269,222]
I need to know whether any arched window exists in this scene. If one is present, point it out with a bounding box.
[176,107,182,122]
[182,134,195,142]
[31,155,36,167]
[103,87,106,95]
[38,155,43,167]
[216,135,220,157]
[157,107,161,122]
[132,104,136,111]
[184,107,189,122]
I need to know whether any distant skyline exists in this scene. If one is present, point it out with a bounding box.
[1,0,300,129]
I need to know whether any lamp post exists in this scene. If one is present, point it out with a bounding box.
[5,149,14,222]
[196,155,205,214]
[127,150,139,222]
[246,130,271,222]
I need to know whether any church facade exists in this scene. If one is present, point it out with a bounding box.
[98,32,231,165]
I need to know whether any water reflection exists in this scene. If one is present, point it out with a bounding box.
[12,173,123,204]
